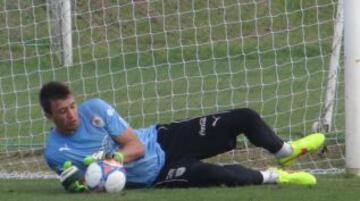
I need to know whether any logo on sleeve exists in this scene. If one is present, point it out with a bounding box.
[107,107,115,116]
[92,116,105,127]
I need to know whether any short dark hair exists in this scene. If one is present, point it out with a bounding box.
[39,81,72,114]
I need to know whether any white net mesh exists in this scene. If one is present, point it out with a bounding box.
[0,0,344,178]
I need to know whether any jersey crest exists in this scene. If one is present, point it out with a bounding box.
[92,115,105,127]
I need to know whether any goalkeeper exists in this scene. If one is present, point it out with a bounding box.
[39,81,325,192]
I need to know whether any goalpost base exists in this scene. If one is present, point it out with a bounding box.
[346,168,360,176]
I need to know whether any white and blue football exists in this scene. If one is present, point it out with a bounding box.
[85,159,126,193]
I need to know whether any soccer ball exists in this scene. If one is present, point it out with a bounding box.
[85,159,126,193]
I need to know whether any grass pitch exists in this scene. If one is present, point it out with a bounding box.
[0,176,359,201]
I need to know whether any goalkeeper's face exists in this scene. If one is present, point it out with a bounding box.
[48,95,80,135]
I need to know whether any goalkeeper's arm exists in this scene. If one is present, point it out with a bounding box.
[83,128,144,166]
[60,161,87,193]
[112,128,145,163]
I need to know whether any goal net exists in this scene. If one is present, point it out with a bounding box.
[0,0,344,178]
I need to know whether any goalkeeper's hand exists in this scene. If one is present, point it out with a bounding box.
[111,151,124,164]
[83,151,124,166]
[60,161,87,193]
[83,151,105,166]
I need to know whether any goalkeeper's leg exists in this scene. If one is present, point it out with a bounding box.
[155,159,263,187]
[157,108,324,166]
[156,108,285,161]
[231,109,325,167]
[228,109,325,167]
[155,159,316,188]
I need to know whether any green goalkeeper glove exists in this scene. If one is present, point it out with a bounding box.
[112,151,124,164]
[83,151,124,166]
[83,156,97,166]
[60,161,87,193]
[83,151,106,166]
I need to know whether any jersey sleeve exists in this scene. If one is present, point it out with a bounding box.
[92,99,130,137]
[44,152,63,175]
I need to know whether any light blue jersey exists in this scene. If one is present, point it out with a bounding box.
[44,98,165,187]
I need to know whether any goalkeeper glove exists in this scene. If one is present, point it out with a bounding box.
[83,151,124,166]
[83,151,106,166]
[83,156,97,166]
[60,161,87,193]
[112,151,124,164]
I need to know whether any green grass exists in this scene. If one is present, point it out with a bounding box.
[0,176,359,201]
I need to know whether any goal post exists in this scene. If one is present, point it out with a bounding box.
[0,0,347,178]
[344,0,360,176]
[312,0,343,134]
[48,0,73,66]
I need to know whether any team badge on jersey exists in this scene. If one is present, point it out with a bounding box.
[107,107,115,116]
[92,116,105,127]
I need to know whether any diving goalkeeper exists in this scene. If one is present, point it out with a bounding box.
[39,81,325,192]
